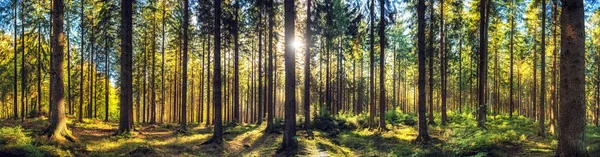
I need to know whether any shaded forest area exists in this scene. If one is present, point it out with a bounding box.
[0,0,599,156]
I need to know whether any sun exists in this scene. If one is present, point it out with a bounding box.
[292,39,303,50]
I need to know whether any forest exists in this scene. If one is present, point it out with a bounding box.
[0,0,598,156]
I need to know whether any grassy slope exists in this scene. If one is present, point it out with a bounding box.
[0,113,599,157]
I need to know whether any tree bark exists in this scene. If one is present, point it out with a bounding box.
[416,0,430,143]
[48,0,76,142]
[117,0,134,135]
[556,0,588,156]
[539,0,546,137]
[179,0,189,131]
[378,0,386,131]
[280,0,297,151]
[304,0,312,133]
[477,0,489,128]
[205,0,223,144]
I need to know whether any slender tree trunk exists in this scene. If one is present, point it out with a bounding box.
[265,0,275,132]
[205,0,223,144]
[161,0,166,124]
[13,0,18,120]
[117,0,134,134]
[38,23,43,117]
[477,0,489,128]
[150,5,157,125]
[79,0,85,123]
[104,34,109,122]
[510,7,514,118]
[378,0,386,131]
[368,0,375,128]
[416,0,430,143]
[556,0,588,156]
[440,0,447,125]
[427,0,435,125]
[233,0,240,124]
[20,1,25,122]
[280,0,297,151]
[179,0,189,131]
[257,10,264,125]
[539,0,546,137]
[550,0,558,135]
[304,0,312,133]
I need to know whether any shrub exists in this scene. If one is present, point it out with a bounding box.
[0,126,32,146]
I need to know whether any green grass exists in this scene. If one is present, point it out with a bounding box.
[1,112,599,156]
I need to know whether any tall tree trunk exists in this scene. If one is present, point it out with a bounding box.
[368,0,375,128]
[48,0,76,142]
[79,0,85,123]
[179,0,189,131]
[280,0,297,151]
[266,0,275,132]
[161,0,166,124]
[427,0,435,125]
[550,0,558,135]
[556,0,588,156]
[233,0,240,124]
[257,10,264,125]
[88,15,95,119]
[13,0,18,120]
[304,0,312,133]
[416,0,430,143]
[143,32,147,123]
[207,34,212,125]
[21,1,26,122]
[204,0,223,144]
[509,5,514,118]
[104,34,109,122]
[440,0,447,125]
[539,0,546,137]
[477,0,489,128]
[150,4,157,125]
[378,0,386,131]
[38,23,43,117]
[117,0,134,134]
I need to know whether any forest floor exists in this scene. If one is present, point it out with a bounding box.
[1,112,599,157]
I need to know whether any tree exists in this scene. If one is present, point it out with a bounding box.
[78,0,85,123]
[415,0,430,143]
[47,0,76,142]
[204,0,223,145]
[279,0,297,152]
[117,0,134,134]
[427,0,435,125]
[303,0,312,134]
[233,0,240,124]
[538,0,546,137]
[150,1,158,125]
[180,0,189,132]
[265,0,275,132]
[378,0,386,131]
[477,0,489,129]
[556,0,588,156]
[440,0,447,125]
[369,0,375,128]
[13,0,18,120]
[509,0,514,118]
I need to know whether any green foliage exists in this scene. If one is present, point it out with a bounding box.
[384,108,417,126]
[0,126,73,157]
[0,126,31,146]
[446,113,531,156]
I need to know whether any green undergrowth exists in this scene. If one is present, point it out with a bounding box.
[1,112,600,157]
